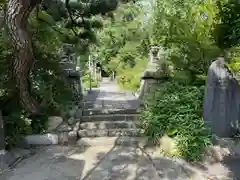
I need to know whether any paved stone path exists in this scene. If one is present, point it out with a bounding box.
[1,78,239,180]
[84,78,139,110]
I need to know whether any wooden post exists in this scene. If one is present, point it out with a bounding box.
[0,110,5,152]
[88,55,92,92]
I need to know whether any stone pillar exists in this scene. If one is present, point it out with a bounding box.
[0,110,5,152]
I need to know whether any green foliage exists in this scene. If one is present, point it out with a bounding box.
[82,73,100,88]
[93,2,149,91]
[31,17,74,116]
[226,46,240,84]
[151,0,221,80]
[117,56,147,91]
[4,110,49,149]
[213,0,240,49]
[0,13,73,148]
[41,0,120,53]
[213,0,240,86]
[141,81,211,162]
[0,0,136,149]
[4,111,32,149]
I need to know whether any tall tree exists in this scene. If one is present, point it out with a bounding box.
[4,0,119,115]
[6,0,43,115]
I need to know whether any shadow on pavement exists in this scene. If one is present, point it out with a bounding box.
[4,141,240,179]
[221,156,240,180]
[80,139,200,180]
[1,146,87,180]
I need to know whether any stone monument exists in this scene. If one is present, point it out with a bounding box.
[203,57,240,137]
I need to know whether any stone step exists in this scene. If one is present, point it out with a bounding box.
[82,99,140,109]
[83,102,140,109]
[78,128,143,137]
[83,108,140,116]
[81,114,140,122]
[80,120,141,130]
[77,137,149,147]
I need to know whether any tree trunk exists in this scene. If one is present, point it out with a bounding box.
[5,0,42,115]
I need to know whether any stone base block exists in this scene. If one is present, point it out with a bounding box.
[24,134,58,145]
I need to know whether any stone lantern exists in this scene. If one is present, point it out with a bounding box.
[135,45,167,99]
[147,45,167,78]
[149,46,161,63]
[59,44,83,102]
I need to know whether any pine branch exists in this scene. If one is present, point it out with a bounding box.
[65,0,78,36]
[36,6,65,36]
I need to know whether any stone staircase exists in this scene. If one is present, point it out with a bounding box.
[77,95,146,147]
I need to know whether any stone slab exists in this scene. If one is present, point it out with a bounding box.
[81,114,140,122]
[78,128,143,138]
[83,108,139,116]
[24,134,58,145]
[77,137,148,147]
[80,120,141,130]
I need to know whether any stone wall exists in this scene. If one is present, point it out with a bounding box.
[203,57,240,137]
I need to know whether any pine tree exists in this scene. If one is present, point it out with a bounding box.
[4,0,121,115]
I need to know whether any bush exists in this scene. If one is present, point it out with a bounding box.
[3,108,48,149]
[82,73,100,88]
[141,81,211,162]
[151,0,220,80]
[117,69,141,91]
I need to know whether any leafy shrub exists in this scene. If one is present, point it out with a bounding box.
[3,108,49,149]
[151,0,221,80]
[4,116,31,149]
[213,0,240,49]
[141,81,211,162]
[82,73,100,88]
